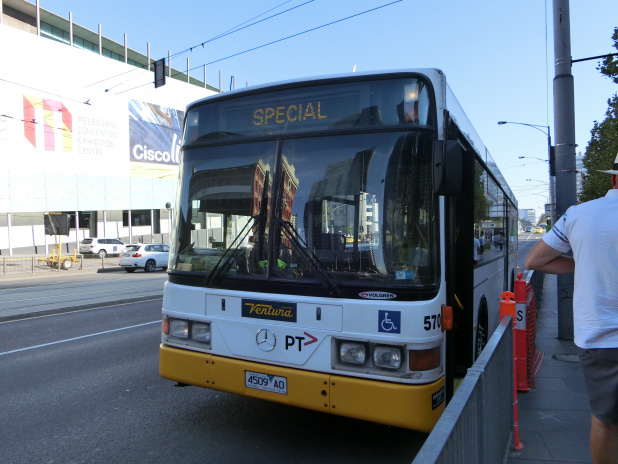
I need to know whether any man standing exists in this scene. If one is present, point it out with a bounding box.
[525,154,618,464]
[473,235,480,265]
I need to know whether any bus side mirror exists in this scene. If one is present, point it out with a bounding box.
[433,140,462,196]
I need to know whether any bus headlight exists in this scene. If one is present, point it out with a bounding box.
[170,319,189,339]
[339,341,367,365]
[373,346,402,369]
[191,323,211,343]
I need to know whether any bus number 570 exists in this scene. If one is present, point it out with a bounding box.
[424,314,441,331]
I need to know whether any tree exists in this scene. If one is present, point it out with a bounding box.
[580,28,618,203]
[599,27,618,84]
[473,162,490,226]
[538,213,548,225]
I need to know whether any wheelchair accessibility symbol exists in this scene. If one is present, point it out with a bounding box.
[378,310,401,334]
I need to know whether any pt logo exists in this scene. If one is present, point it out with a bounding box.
[23,95,73,152]
[378,310,401,334]
[285,332,318,351]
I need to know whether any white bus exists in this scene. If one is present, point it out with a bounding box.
[159,69,518,432]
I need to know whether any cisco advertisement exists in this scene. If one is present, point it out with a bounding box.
[128,99,185,177]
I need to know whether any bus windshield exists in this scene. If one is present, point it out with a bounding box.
[171,130,439,297]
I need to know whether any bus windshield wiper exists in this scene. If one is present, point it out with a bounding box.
[278,219,342,297]
[203,216,256,287]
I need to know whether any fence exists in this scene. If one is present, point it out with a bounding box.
[527,269,544,305]
[412,317,514,464]
[523,270,544,389]
[1,254,121,276]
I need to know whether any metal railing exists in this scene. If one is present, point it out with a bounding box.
[527,270,544,303]
[412,317,514,464]
[1,254,121,276]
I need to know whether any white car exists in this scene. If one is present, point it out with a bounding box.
[119,243,170,272]
[79,238,125,258]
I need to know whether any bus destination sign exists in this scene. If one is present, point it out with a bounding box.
[252,101,328,127]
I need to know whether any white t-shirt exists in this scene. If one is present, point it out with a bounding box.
[542,189,618,348]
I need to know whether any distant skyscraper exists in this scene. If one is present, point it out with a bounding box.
[576,152,586,197]
[519,208,536,223]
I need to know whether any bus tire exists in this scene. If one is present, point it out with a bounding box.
[475,297,488,360]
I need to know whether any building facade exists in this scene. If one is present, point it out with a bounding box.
[518,208,536,224]
[0,0,219,255]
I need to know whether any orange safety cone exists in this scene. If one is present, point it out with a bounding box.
[500,291,524,450]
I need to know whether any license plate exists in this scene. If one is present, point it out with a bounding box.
[245,370,287,395]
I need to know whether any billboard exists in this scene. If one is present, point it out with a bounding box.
[128,100,184,178]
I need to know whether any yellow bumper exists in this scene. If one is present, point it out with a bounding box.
[160,344,444,432]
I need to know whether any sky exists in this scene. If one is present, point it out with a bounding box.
[29,0,618,217]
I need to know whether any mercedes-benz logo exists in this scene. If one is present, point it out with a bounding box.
[256,328,276,352]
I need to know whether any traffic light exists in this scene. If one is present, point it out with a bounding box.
[154,58,166,89]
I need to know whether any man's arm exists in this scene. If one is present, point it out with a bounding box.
[525,240,575,274]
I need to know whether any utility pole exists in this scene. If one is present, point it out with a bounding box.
[553,0,577,340]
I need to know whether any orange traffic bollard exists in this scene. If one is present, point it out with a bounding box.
[500,290,524,450]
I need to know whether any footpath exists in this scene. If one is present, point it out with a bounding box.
[508,273,592,463]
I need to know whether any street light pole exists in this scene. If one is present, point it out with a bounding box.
[498,121,555,225]
[553,0,577,341]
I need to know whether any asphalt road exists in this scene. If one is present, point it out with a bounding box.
[517,232,543,271]
[0,271,168,321]
[1,287,425,464]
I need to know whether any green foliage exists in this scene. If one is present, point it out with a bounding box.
[580,28,618,203]
[473,162,490,226]
[598,27,618,84]
[580,95,618,203]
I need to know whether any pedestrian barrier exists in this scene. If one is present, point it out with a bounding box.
[525,279,544,389]
[1,254,121,276]
[499,291,523,451]
[513,272,544,391]
[412,317,514,464]
[513,274,529,391]
[1,256,40,275]
[414,272,546,462]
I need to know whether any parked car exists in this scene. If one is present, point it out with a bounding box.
[79,238,125,258]
[533,226,544,234]
[119,243,170,272]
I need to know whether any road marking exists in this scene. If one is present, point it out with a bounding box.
[0,298,163,324]
[1,285,164,304]
[0,320,160,356]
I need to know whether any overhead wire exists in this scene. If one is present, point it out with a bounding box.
[87,0,311,89]
[170,0,312,59]
[203,0,403,66]
[206,0,295,42]
[113,0,404,95]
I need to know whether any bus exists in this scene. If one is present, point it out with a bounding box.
[159,69,518,433]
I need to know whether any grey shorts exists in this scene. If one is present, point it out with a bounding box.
[577,347,618,425]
